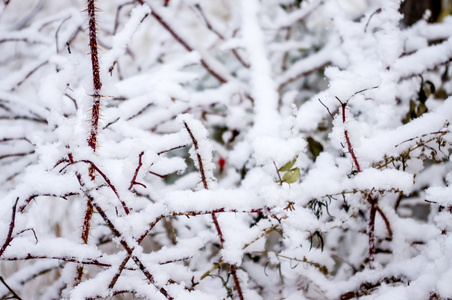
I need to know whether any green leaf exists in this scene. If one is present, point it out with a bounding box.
[282,167,301,184]
[279,156,298,172]
[307,137,324,161]
[417,102,428,117]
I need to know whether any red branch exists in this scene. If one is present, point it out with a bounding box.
[87,0,102,153]
[129,151,146,190]
[338,98,361,173]
[375,206,393,239]
[183,121,208,189]
[18,192,78,213]
[78,159,130,215]
[183,120,244,300]
[338,94,392,269]
[74,169,173,299]
[136,0,228,84]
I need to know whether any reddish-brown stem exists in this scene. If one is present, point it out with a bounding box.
[376,206,393,239]
[137,0,228,84]
[19,192,78,213]
[108,216,163,289]
[230,264,244,300]
[78,159,130,215]
[339,100,361,172]
[157,145,186,155]
[367,195,377,269]
[183,121,209,189]
[75,200,94,282]
[74,170,172,299]
[0,198,19,258]
[339,97,386,269]
[87,0,102,153]
[87,0,102,92]
[113,1,136,35]
[279,61,330,90]
[193,4,249,68]
[183,121,244,300]
[344,130,361,173]
[129,151,146,190]
[211,212,225,244]
[68,152,92,285]
[82,1,102,283]
[109,206,267,290]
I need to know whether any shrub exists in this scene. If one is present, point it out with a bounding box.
[1,0,452,299]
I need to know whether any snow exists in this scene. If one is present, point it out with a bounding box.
[2,0,452,299]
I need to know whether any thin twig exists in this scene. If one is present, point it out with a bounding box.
[140,0,229,83]
[273,161,283,186]
[0,198,19,257]
[129,152,146,190]
[318,99,334,119]
[13,61,48,90]
[19,192,78,213]
[78,159,130,215]
[193,4,249,68]
[376,205,393,239]
[55,15,71,53]
[0,151,35,160]
[183,121,208,189]
[0,275,22,300]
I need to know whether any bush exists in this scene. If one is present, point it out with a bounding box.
[1,0,452,299]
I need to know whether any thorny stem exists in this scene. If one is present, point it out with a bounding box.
[80,0,102,284]
[183,121,244,300]
[68,152,92,285]
[87,0,102,154]
[75,200,94,283]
